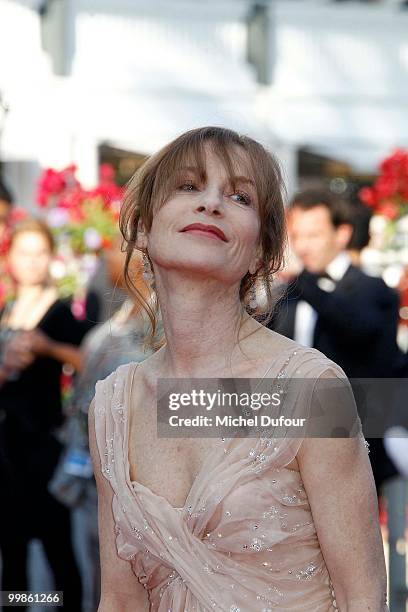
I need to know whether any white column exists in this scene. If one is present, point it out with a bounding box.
[2,160,42,212]
[70,134,99,188]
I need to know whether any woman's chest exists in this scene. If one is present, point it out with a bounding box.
[128,414,300,510]
[125,359,301,509]
[128,422,219,508]
[4,291,57,330]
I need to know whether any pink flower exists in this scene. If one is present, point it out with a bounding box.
[46,207,70,228]
[71,297,86,320]
[84,227,102,250]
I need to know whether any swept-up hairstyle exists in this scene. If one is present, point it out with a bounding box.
[120,126,287,348]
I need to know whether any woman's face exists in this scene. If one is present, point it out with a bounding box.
[8,231,52,286]
[143,144,261,286]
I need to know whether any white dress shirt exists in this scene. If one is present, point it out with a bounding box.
[293,252,352,348]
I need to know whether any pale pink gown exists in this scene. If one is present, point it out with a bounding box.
[93,346,368,611]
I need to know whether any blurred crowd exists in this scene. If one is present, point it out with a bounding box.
[0,178,407,610]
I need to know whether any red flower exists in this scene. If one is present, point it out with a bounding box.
[401,180,408,200]
[374,175,399,200]
[101,237,112,249]
[36,169,66,206]
[383,148,408,170]
[60,372,73,392]
[36,165,80,208]
[88,184,123,207]
[358,187,377,207]
[64,164,77,175]
[376,200,399,220]
[0,228,11,256]
[35,163,122,255]
[360,148,408,219]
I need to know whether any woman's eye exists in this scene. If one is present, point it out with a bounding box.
[178,182,196,192]
[231,191,252,206]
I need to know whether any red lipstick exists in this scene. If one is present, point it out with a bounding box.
[180,223,227,242]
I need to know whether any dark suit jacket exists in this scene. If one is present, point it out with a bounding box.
[269,264,408,491]
[270,264,407,378]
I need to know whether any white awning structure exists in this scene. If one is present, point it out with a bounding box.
[2,0,407,204]
[0,0,273,200]
[261,1,408,172]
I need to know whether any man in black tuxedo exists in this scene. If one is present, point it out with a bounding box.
[270,189,407,492]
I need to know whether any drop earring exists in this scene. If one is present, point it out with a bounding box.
[142,251,155,292]
[247,281,258,311]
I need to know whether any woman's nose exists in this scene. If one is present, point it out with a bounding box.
[196,190,223,215]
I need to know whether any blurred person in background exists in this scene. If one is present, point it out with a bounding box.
[0,182,15,310]
[347,201,372,268]
[0,218,88,611]
[84,245,127,324]
[269,189,407,495]
[0,180,13,247]
[0,181,14,271]
[49,234,162,612]
[271,189,406,378]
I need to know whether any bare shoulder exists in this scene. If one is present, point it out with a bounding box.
[252,325,344,378]
[96,361,138,387]
[126,347,164,384]
[250,323,297,350]
[240,324,298,365]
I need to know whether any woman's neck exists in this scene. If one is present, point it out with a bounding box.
[16,283,48,300]
[154,270,258,377]
[127,274,154,318]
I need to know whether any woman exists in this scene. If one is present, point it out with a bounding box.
[0,218,88,611]
[89,127,388,611]
[50,235,161,611]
